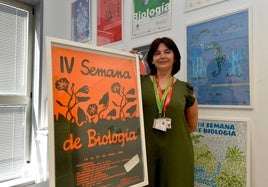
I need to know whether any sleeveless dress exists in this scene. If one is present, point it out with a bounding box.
[141,75,196,187]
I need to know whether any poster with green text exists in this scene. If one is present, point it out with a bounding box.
[132,0,172,38]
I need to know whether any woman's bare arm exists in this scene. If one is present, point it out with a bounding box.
[185,95,198,133]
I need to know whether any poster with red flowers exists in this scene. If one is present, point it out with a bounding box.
[46,37,148,187]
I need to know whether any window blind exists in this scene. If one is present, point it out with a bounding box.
[0,3,28,95]
[0,2,30,182]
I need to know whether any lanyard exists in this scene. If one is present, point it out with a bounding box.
[152,75,174,117]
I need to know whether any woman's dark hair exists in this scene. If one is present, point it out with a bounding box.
[146,37,181,75]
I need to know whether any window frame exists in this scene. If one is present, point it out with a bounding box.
[0,0,34,182]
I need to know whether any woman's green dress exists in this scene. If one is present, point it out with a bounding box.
[141,75,196,187]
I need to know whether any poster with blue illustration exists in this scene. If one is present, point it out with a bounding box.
[71,0,90,43]
[187,9,251,108]
[192,118,250,187]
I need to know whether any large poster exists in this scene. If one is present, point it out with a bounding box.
[46,37,148,187]
[186,9,251,108]
[132,0,172,38]
[192,118,250,187]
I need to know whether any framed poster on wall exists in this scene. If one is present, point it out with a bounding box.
[132,0,172,38]
[192,117,250,187]
[46,37,148,187]
[184,0,228,12]
[71,0,91,43]
[133,44,151,75]
[186,8,252,108]
[97,0,123,46]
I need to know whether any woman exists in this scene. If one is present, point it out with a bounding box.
[140,37,198,186]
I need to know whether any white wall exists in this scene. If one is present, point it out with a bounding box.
[42,0,268,186]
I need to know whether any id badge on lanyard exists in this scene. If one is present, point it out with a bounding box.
[152,75,174,132]
[153,117,172,132]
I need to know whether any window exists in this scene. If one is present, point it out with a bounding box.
[0,0,33,182]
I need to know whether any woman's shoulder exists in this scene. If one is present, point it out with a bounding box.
[140,74,151,81]
[174,78,192,86]
[174,79,196,106]
[174,79,194,91]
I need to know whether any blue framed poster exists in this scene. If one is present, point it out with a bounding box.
[71,0,91,43]
[186,8,252,108]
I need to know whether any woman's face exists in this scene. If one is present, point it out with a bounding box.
[152,42,174,72]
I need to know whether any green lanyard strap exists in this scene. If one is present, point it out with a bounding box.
[152,76,174,117]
